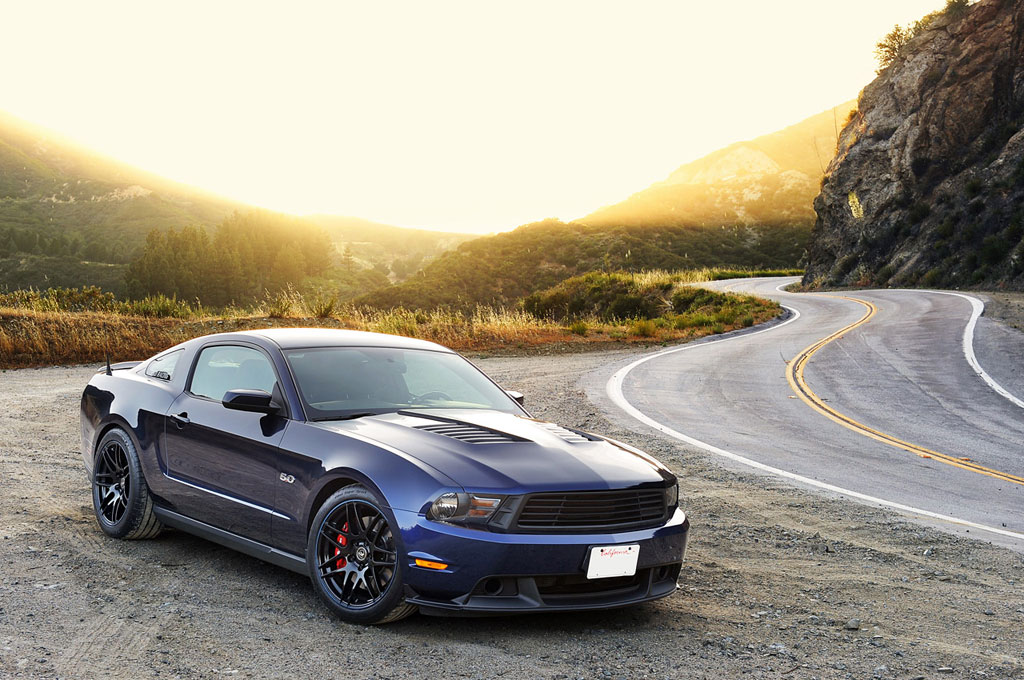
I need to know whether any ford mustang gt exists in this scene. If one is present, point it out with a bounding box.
[80,328,689,624]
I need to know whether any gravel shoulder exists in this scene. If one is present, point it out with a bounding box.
[1,351,1022,679]
[984,291,1024,332]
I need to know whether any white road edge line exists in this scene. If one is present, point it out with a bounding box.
[914,290,1024,410]
[605,282,1024,543]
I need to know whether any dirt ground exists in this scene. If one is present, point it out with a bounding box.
[0,352,1022,679]
[984,291,1024,331]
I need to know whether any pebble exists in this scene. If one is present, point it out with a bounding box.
[844,618,861,630]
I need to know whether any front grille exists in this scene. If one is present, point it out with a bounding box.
[416,422,522,444]
[514,488,667,532]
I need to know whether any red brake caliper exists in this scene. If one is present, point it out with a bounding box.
[334,522,349,568]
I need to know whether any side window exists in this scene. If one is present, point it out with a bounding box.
[145,349,183,381]
[190,345,278,401]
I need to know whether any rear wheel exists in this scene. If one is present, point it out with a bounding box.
[92,428,162,539]
[307,486,415,625]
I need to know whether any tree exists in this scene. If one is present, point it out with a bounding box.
[269,249,307,292]
[875,24,911,73]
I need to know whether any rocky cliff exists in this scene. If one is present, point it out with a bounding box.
[805,0,1024,289]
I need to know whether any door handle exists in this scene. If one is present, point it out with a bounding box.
[171,412,190,428]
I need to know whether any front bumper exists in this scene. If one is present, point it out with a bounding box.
[393,507,689,615]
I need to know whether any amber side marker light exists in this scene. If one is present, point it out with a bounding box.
[415,558,449,570]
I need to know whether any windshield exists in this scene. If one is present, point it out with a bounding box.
[284,346,522,420]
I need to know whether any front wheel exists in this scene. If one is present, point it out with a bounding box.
[307,486,415,625]
[92,428,163,539]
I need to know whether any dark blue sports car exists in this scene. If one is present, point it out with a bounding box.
[80,328,689,624]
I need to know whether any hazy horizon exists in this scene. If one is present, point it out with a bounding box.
[4,0,943,234]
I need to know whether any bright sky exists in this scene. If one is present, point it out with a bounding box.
[2,1,942,233]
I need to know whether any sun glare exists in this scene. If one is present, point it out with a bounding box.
[2,0,943,233]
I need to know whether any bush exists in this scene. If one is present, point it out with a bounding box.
[671,287,731,315]
[628,319,658,338]
[263,288,296,318]
[567,321,588,336]
[0,286,117,313]
[303,289,338,318]
[908,202,931,223]
[922,268,943,287]
[121,294,195,319]
[675,313,715,329]
[524,270,678,321]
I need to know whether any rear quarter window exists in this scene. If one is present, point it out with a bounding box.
[145,349,183,381]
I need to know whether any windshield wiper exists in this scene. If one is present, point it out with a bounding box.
[311,412,381,422]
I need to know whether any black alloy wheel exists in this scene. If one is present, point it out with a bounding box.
[307,486,415,624]
[91,428,162,539]
[95,438,131,524]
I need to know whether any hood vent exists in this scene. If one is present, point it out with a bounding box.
[415,422,524,445]
[534,421,594,444]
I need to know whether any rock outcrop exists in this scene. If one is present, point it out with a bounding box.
[805,0,1024,289]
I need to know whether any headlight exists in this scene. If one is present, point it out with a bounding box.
[428,492,462,520]
[426,492,505,524]
[664,482,679,510]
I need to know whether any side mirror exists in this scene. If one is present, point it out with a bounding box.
[223,389,281,414]
[505,390,525,406]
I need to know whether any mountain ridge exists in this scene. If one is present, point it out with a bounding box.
[582,100,856,229]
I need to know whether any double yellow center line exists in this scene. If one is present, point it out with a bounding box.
[785,296,1024,487]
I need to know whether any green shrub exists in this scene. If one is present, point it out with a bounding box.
[628,319,658,338]
[675,312,715,329]
[713,308,738,324]
[567,321,588,336]
[876,264,896,284]
[908,202,931,223]
[980,235,1008,266]
[936,217,955,239]
[0,286,118,313]
[671,287,731,314]
[303,289,338,318]
[121,294,195,318]
[263,288,295,318]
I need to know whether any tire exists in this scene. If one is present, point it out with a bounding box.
[307,486,416,625]
[91,428,163,540]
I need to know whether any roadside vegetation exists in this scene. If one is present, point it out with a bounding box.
[0,268,787,369]
[874,0,971,72]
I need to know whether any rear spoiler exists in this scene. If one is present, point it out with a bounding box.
[96,361,143,374]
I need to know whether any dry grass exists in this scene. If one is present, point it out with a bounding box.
[0,298,782,369]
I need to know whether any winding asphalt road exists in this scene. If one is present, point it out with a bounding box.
[596,277,1024,549]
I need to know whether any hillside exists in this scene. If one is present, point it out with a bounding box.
[0,112,470,298]
[309,215,477,281]
[0,111,240,257]
[355,219,808,311]
[805,0,1024,289]
[583,100,856,229]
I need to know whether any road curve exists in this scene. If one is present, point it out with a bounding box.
[598,277,1024,549]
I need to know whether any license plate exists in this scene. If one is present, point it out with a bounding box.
[587,544,639,579]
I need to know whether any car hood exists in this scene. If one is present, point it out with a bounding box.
[311,409,673,493]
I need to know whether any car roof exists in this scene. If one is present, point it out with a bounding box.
[230,328,453,352]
